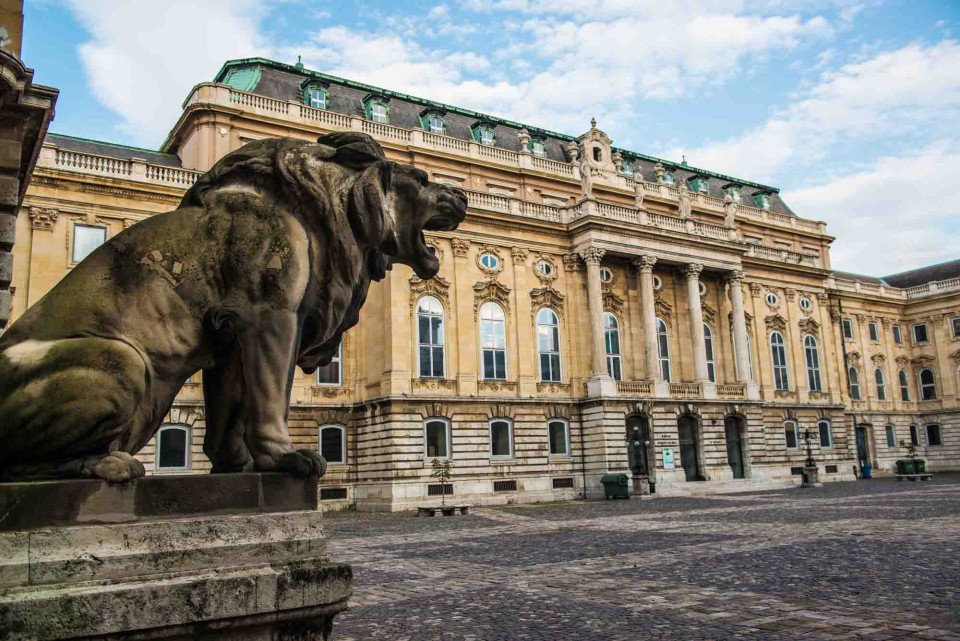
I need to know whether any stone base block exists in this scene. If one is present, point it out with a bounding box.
[0,474,351,640]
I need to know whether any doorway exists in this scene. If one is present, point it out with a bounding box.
[724,416,745,479]
[677,415,702,482]
[855,425,870,474]
[626,415,652,476]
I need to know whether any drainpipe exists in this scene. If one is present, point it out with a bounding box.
[579,414,588,500]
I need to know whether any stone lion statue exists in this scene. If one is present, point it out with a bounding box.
[0,132,466,482]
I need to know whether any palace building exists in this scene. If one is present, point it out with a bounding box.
[9,58,959,510]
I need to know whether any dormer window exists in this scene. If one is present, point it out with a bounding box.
[421,110,446,134]
[530,137,546,156]
[753,192,773,210]
[689,176,709,193]
[661,172,676,187]
[724,185,742,202]
[622,159,634,175]
[362,95,390,124]
[472,123,496,146]
[303,84,327,110]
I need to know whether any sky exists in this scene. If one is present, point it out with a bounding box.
[21,0,960,277]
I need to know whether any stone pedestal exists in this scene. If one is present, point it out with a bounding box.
[631,475,651,496]
[0,473,351,640]
[801,465,822,488]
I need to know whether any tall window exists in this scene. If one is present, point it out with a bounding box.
[899,369,910,401]
[703,324,716,383]
[919,368,937,400]
[885,424,896,447]
[803,335,822,392]
[874,368,886,401]
[770,331,789,391]
[319,424,346,464]
[818,420,833,448]
[848,367,861,400]
[952,316,960,339]
[537,308,562,382]
[604,313,622,380]
[926,424,943,446]
[784,420,798,449]
[479,302,507,380]
[417,296,445,378]
[489,419,513,458]
[425,419,450,458]
[156,424,190,470]
[72,224,107,263]
[842,318,853,340]
[548,419,570,456]
[912,323,929,344]
[657,318,671,381]
[868,321,880,342]
[316,342,342,386]
[909,424,920,446]
[892,324,903,344]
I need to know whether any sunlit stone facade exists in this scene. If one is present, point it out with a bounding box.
[9,58,959,510]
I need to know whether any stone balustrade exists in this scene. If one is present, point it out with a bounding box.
[669,382,703,398]
[829,275,960,301]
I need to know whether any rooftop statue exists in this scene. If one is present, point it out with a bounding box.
[0,133,466,482]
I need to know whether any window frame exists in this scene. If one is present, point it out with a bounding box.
[918,368,937,401]
[912,323,929,344]
[303,84,328,110]
[656,317,671,382]
[71,223,107,264]
[842,318,854,340]
[530,137,546,156]
[604,312,623,381]
[803,334,822,392]
[898,369,910,401]
[848,366,861,400]
[925,424,943,447]
[416,296,446,379]
[868,321,880,342]
[703,323,716,383]
[874,367,886,401]
[479,301,508,381]
[770,331,789,391]
[892,324,903,344]
[950,316,960,339]
[318,424,347,465]
[316,342,342,386]
[155,423,191,471]
[424,418,451,459]
[783,420,799,449]
[547,419,570,457]
[536,308,563,383]
[817,420,833,449]
[885,424,896,448]
[909,424,920,446]
[489,418,514,459]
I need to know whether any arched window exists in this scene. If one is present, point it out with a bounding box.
[417,296,445,378]
[479,302,507,380]
[657,318,671,382]
[489,419,513,458]
[848,367,861,400]
[818,420,833,448]
[604,312,622,380]
[875,368,886,401]
[803,335,822,392]
[537,308,562,382]
[319,424,346,465]
[899,369,910,401]
[548,419,570,456]
[770,331,789,391]
[156,424,190,471]
[783,420,798,449]
[425,418,451,458]
[703,323,716,383]
[919,368,937,400]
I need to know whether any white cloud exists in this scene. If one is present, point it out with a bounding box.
[785,142,960,274]
[65,0,270,146]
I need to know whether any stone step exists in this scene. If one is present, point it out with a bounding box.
[653,478,798,498]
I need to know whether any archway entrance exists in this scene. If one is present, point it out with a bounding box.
[677,415,702,482]
[724,416,746,479]
[625,415,652,477]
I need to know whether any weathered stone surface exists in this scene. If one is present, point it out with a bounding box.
[0,133,466,482]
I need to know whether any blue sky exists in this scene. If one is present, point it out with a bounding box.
[22,0,960,276]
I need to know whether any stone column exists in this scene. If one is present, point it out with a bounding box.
[728,270,759,400]
[579,245,608,380]
[685,263,710,384]
[634,256,661,382]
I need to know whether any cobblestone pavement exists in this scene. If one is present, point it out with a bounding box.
[325,476,960,640]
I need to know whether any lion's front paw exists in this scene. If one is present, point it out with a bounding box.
[90,451,146,483]
[276,449,328,478]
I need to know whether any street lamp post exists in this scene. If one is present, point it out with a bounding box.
[801,428,821,488]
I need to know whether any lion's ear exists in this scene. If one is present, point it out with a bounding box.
[317,132,385,170]
[349,162,392,246]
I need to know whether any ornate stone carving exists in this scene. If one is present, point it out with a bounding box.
[910,355,936,368]
[123,218,138,229]
[816,292,829,303]
[723,195,738,227]
[895,355,910,367]
[578,245,605,266]
[565,141,579,163]
[451,238,471,257]
[633,255,657,272]
[930,314,945,327]
[478,380,518,394]
[28,207,58,231]
[678,184,693,218]
[474,279,511,314]
[726,270,745,284]
[412,378,458,392]
[410,275,452,310]
[603,291,624,314]
[562,253,581,272]
[683,263,703,279]
[870,353,886,366]
[533,254,558,286]
[517,128,531,153]
[531,287,565,319]
[633,178,645,209]
[476,245,505,276]
[848,351,862,366]
[0,132,467,482]
[702,302,717,325]
[510,246,529,264]
[749,283,762,296]
[655,298,672,321]
[784,288,796,302]
[949,349,960,363]
[765,314,788,331]
[653,162,665,183]
[798,317,821,335]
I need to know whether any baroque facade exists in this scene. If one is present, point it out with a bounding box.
[8,57,959,510]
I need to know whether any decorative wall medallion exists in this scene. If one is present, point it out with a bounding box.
[474,279,511,314]
[477,245,505,275]
[534,254,558,286]
[531,287,565,319]
[410,275,451,310]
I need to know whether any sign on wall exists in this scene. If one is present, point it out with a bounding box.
[662,447,676,470]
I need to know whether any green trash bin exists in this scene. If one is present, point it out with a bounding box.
[600,473,630,500]
[896,460,916,475]
[914,459,926,474]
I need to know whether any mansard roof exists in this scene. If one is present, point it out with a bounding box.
[213,57,796,216]
[882,258,960,289]
[46,133,183,168]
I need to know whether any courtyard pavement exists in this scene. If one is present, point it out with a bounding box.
[324,476,960,641]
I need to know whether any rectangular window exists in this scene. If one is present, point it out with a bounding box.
[926,424,942,446]
[913,323,929,344]
[868,321,879,342]
[909,424,919,446]
[784,422,798,449]
[72,225,107,263]
[157,426,189,470]
[952,317,960,339]
[425,420,449,458]
[885,425,896,447]
[489,420,513,458]
[309,89,326,109]
[842,318,853,340]
[371,103,388,123]
[316,343,342,386]
[319,425,345,464]
[548,420,569,456]
[892,324,902,344]
[818,421,833,448]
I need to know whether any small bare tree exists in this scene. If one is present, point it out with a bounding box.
[430,458,453,506]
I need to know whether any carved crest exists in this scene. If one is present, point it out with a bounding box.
[474,279,511,314]
[895,355,910,367]
[410,275,451,309]
[655,298,672,321]
[910,355,936,368]
[701,302,716,326]
[847,350,861,366]
[531,287,565,319]
[798,317,821,335]
[870,353,886,366]
[562,253,581,272]
[765,314,787,331]
[451,238,470,257]
[29,207,58,231]
[511,246,529,264]
[603,291,624,314]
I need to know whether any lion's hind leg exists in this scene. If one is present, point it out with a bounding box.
[0,337,150,481]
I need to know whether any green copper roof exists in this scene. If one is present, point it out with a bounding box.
[221,66,262,92]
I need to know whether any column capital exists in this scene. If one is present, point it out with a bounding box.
[632,255,658,272]
[683,263,704,278]
[726,269,745,284]
[578,245,606,266]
